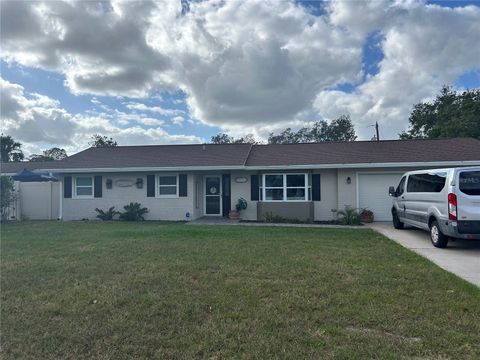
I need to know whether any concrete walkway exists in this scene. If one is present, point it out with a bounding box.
[369,222,480,287]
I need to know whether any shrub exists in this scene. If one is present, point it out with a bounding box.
[337,206,361,225]
[95,206,119,221]
[119,202,149,221]
[235,198,248,212]
[1,176,16,221]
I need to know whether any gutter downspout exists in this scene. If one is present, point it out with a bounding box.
[58,180,63,220]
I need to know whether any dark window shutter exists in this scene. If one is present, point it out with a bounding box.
[250,175,259,201]
[64,176,72,198]
[94,176,102,198]
[147,175,155,197]
[312,174,321,201]
[179,174,188,197]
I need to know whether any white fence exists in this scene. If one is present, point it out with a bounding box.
[7,181,60,221]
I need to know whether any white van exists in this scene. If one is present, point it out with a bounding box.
[389,167,480,248]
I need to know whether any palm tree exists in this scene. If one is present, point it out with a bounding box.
[0,135,25,162]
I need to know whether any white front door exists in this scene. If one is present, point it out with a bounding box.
[204,175,222,216]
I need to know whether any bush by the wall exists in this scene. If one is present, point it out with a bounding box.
[119,202,149,221]
[95,206,119,221]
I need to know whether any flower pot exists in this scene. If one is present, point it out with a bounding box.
[229,210,240,220]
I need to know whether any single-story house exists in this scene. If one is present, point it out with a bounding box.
[2,138,479,222]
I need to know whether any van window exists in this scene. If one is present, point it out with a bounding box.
[407,172,447,193]
[396,176,406,196]
[459,171,480,196]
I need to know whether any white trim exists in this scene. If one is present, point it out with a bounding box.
[262,173,310,202]
[58,180,63,219]
[203,175,222,216]
[39,160,480,174]
[156,174,179,198]
[73,175,94,199]
[355,171,404,209]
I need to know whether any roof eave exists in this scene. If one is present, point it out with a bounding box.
[35,160,480,174]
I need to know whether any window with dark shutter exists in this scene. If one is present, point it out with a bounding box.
[250,175,259,201]
[94,176,102,198]
[64,176,72,198]
[146,175,155,197]
[311,174,321,201]
[179,174,188,197]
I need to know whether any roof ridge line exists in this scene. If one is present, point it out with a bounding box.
[243,144,253,166]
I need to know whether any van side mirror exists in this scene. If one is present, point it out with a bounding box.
[388,186,396,197]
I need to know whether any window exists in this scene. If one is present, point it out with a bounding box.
[459,171,480,196]
[74,176,93,198]
[396,176,406,196]
[261,173,310,201]
[407,172,447,193]
[158,175,178,197]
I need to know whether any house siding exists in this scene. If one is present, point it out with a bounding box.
[61,172,197,221]
[230,171,258,221]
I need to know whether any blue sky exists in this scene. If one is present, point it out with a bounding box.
[1,0,479,155]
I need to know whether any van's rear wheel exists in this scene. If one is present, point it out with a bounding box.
[392,210,404,229]
[430,220,448,248]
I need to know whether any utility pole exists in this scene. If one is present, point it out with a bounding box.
[375,122,380,141]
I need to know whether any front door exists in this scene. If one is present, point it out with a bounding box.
[204,175,222,215]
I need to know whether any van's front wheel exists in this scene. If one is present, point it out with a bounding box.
[430,220,448,248]
[392,210,404,229]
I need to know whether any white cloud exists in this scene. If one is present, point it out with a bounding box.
[172,116,185,126]
[123,102,184,116]
[0,78,201,156]
[1,0,479,143]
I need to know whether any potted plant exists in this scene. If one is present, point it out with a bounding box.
[229,198,247,219]
[360,209,374,223]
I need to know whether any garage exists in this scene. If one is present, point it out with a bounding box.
[358,173,403,221]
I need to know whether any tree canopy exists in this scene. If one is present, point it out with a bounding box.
[89,134,118,148]
[210,133,258,144]
[268,115,357,144]
[0,135,25,162]
[400,86,480,140]
[29,147,68,162]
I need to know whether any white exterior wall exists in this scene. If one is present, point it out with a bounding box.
[313,169,338,221]
[230,171,258,220]
[61,172,196,221]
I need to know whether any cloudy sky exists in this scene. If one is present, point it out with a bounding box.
[1,0,479,156]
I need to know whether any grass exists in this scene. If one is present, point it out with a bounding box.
[1,221,479,359]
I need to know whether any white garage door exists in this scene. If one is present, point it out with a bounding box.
[358,173,403,221]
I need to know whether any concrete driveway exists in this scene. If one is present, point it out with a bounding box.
[369,222,480,287]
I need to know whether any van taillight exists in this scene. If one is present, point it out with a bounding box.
[448,193,457,221]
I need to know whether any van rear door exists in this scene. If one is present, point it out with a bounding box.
[456,169,480,234]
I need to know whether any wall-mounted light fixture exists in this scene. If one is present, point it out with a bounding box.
[346,177,352,184]
[106,179,113,189]
[136,178,143,189]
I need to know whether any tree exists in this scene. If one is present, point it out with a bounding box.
[400,86,480,140]
[89,134,118,148]
[0,135,25,162]
[1,176,16,221]
[29,147,68,162]
[268,115,357,144]
[210,133,258,144]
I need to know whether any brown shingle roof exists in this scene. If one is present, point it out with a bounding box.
[246,138,480,166]
[1,138,479,173]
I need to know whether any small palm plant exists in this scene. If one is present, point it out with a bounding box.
[119,202,149,221]
[95,206,119,221]
[337,206,361,225]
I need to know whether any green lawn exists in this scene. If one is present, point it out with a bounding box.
[1,221,479,359]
